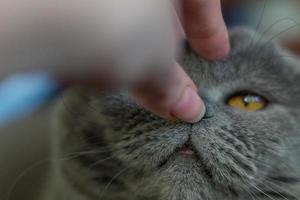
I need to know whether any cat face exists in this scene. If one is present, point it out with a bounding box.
[57,28,300,200]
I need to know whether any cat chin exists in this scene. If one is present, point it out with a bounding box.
[156,153,260,199]
[156,157,243,200]
[117,137,257,192]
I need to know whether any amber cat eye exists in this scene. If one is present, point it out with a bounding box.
[227,92,268,111]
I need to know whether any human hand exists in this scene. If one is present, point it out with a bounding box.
[57,0,229,123]
[130,0,230,123]
[0,0,229,124]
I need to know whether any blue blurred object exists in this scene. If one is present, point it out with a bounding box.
[0,73,60,126]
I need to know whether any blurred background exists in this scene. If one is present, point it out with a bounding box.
[222,0,300,54]
[1,1,300,200]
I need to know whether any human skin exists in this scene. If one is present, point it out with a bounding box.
[0,0,229,123]
[131,0,230,123]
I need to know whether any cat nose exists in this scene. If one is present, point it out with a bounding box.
[202,112,214,119]
[199,94,214,120]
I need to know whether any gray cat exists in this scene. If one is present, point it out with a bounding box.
[43,28,300,200]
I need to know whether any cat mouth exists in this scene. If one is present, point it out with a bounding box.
[176,140,197,157]
[158,139,198,168]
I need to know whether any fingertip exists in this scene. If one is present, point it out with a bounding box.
[130,63,204,123]
[171,86,206,123]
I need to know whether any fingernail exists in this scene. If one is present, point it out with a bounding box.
[171,86,206,123]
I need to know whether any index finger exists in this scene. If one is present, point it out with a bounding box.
[182,0,230,60]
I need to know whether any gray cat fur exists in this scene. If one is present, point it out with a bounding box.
[42,28,300,200]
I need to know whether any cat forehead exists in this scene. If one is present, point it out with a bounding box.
[182,28,299,85]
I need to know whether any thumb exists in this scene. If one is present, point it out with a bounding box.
[129,63,206,123]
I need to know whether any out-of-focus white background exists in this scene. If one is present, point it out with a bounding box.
[1,1,300,200]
